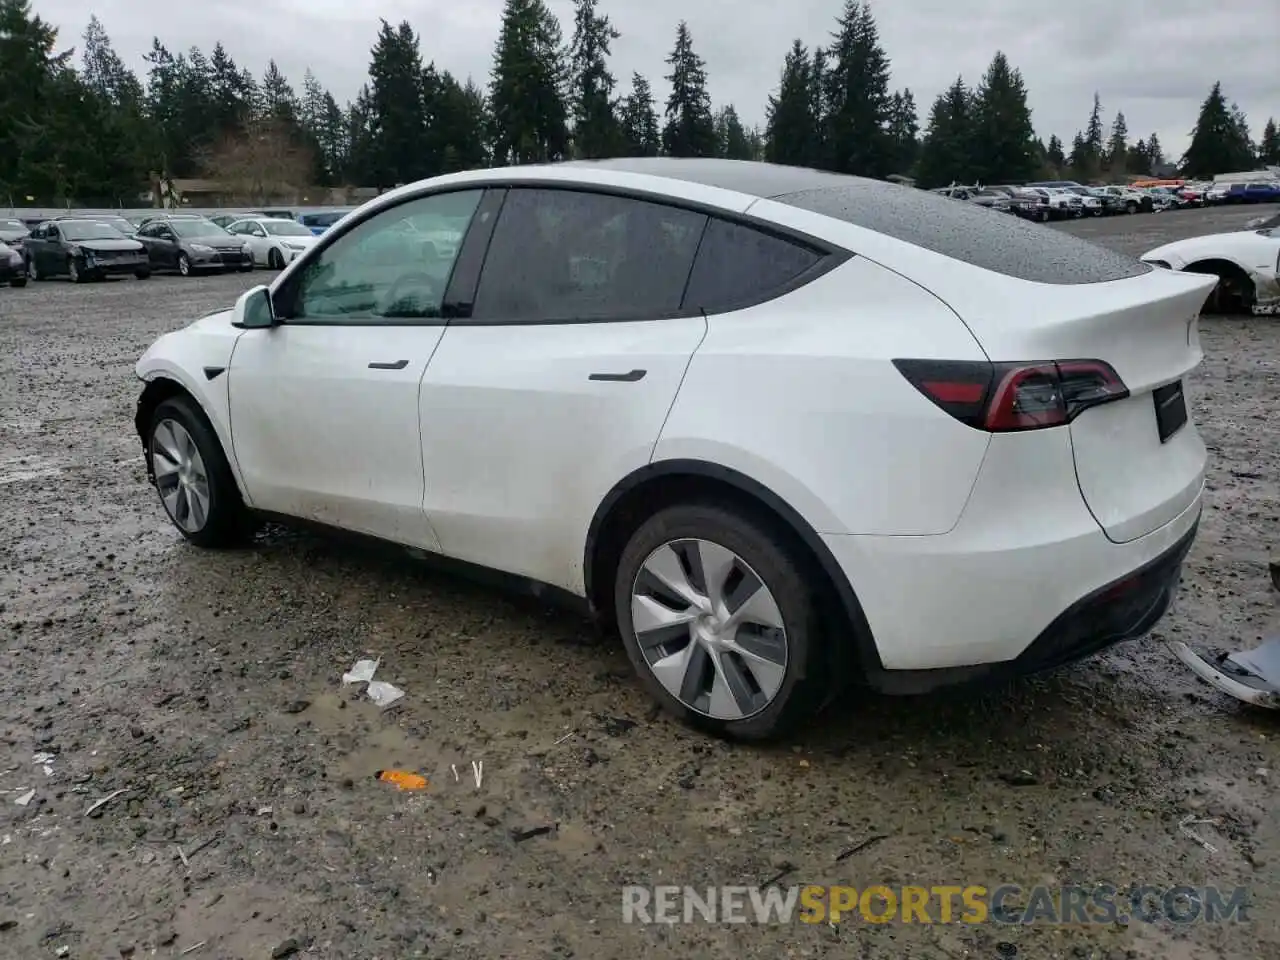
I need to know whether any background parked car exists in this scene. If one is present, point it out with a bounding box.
[1086,187,1127,215]
[1039,187,1084,218]
[931,185,1013,213]
[134,216,254,277]
[1095,185,1154,214]
[1238,181,1280,203]
[0,240,26,287]
[1060,186,1104,216]
[0,217,30,248]
[224,217,319,268]
[22,218,149,282]
[52,213,138,237]
[298,211,347,235]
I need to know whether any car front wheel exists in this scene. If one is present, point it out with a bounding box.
[614,502,830,740]
[148,396,250,547]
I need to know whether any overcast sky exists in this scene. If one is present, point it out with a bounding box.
[39,0,1276,160]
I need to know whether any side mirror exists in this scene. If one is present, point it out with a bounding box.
[232,285,276,329]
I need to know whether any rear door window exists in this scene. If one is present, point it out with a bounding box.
[682,218,825,314]
[468,188,706,323]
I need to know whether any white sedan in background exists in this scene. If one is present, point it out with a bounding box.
[225,217,318,269]
[1142,222,1280,315]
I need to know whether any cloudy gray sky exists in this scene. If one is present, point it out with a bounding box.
[39,0,1277,159]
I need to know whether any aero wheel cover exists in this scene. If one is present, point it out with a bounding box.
[151,418,212,533]
[630,538,789,721]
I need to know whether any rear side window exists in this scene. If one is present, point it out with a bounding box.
[470,188,706,323]
[777,181,1152,284]
[683,218,824,314]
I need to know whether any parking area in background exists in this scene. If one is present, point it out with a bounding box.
[1,207,1277,959]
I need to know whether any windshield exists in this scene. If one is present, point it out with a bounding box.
[263,220,313,237]
[93,217,135,234]
[170,219,229,238]
[60,221,126,241]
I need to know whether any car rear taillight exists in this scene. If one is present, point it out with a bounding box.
[893,358,1129,432]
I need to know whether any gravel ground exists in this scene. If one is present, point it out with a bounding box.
[1,205,1277,960]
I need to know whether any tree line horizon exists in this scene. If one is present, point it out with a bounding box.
[1,0,1275,207]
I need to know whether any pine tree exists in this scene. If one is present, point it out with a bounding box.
[1129,138,1150,176]
[886,89,919,175]
[1107,111,1128,174]
[915,77,972,188]
[715,105,752,160]
[764,40,816,167]
[1181,82,1254,177]
[489,0,569,164]
[1229,102,1255,163]
[619,72,659,156]
[968,51,1035,184]
[824,0,893,176]
[366,20,431,185]
[1147,133,1164,169]
[662,21,716,157]
[260,60,298,125]
[568,0,620,158]
[810,46,828,167]
[1076,93,1104,180]
[1260,118,1280,165]
[1046,134,1065,169]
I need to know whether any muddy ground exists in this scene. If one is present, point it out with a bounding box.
[1,205,1277,960]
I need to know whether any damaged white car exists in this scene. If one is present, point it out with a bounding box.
[1141,223,1280,315]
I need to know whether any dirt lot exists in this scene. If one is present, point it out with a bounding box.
[1,205,1277,960]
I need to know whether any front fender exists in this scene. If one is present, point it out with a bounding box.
[135,318,250,501]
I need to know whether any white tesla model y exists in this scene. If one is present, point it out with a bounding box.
[135,159,1215,739]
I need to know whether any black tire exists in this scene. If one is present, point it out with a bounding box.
[177,253,192,277]
[25,258,39,281]
[614,502,832,741]
[147,395,251,548]
[1038,209,1050,222]
[135,269,151,280]
[9,277,26,288]
[267,248,283,270]
[240,264,254,273]
[1126,201,1138,214]
[68,258,84,283]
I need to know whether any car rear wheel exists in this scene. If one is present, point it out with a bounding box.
[10,276,26,288]
[614,502,830,740]
[135,268,151,280]
[177,253,191,277]
[148,396,250,548]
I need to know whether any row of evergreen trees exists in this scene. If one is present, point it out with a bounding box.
[1,0,1276,206]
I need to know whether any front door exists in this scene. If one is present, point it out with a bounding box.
[419,186,710,593]
[227,188,486,548]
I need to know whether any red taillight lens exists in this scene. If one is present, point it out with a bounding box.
[893,358,1129,432]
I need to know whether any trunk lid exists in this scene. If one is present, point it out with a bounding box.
[956,268,1218,543]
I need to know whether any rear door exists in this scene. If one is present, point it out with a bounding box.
[419,186,709,592]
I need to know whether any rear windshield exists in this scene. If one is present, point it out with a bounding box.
[776,181,1152,285]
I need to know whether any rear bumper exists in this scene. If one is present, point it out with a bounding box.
[823,427,1204,684]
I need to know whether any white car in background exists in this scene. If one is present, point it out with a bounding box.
[133,158,1216,739]
[1142,223,1280,315]
[225,217,318,269]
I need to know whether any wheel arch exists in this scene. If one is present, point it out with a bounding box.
[583,458,884,678]
[1181,258,1256,312]
[135,374,248,500]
